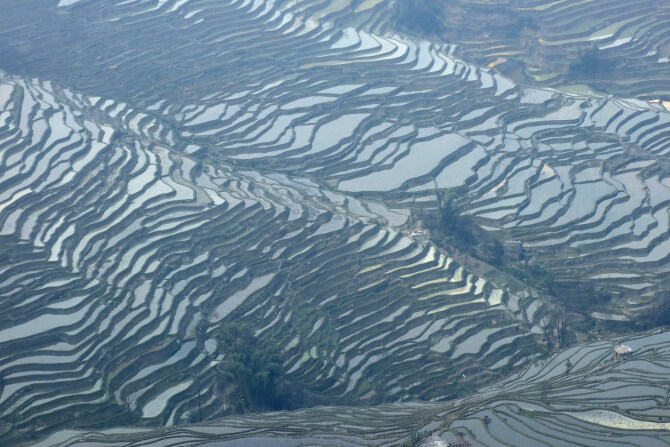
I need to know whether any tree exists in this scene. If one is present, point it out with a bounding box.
[393,0,447,36]
[568,46,610,79]
[438,194,477,248]
[637,292,670,330]
[554,306,568,349]
[439,194,460,231]
[539,381,551,402]
[214,324,303,412]
[480,239,505,266]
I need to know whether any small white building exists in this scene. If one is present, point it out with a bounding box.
[613,344,632,359]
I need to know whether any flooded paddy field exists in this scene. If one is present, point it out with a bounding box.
[0,72,544,444]
[0,0,668,298]
[26,330,670,446]
[0,0,667,445]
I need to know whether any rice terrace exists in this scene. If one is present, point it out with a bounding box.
[0,0,669,445]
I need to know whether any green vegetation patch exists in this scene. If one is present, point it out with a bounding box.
[213,324,306,413]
